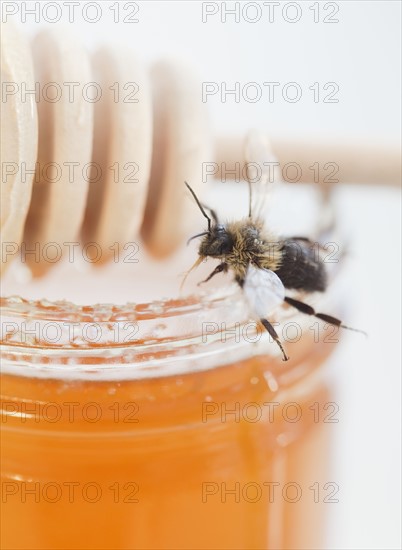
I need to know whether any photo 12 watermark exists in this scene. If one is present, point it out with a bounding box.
[201,2,340,24]
[201,399,339,424]
[1,80,141,104]
[2,161,141,186]
[2,480,140,504]
[202,81,340,104]
[1,240,140,266]
[1,318,141,346]
[1,1,140,24]
[201,317,340,346]
[1,399,141,424]
[201,481,340,503]
[201,160,340,184]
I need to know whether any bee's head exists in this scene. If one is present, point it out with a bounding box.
[185,181,234,258]
[198,224,234,258]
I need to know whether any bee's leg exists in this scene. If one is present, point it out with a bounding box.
[284,296,367,335]
[260,319,289,361]
[198,262,228,285]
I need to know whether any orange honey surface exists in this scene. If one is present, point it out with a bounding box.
[1,339,333,550]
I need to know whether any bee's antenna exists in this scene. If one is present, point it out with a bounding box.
[247,180,252,218]
[187,232,209,245]
[201,203,219,225]
[184,181,212,231]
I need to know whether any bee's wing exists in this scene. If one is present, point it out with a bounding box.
[244,130,280,220]
[243,264,285,319]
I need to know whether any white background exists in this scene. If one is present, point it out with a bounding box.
[2,1,401,549]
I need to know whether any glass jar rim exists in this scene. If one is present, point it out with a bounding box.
[0,286,240,325]
[1,285,296,379]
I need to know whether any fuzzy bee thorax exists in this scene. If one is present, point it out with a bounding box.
[197,217,285,281]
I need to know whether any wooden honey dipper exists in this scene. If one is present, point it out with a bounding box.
[1,23,400,277]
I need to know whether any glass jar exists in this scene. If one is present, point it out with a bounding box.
[1,285,337,550]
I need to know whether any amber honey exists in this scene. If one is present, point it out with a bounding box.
[0,293,336,550]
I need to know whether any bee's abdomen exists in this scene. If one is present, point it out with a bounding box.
[273,239,327,292]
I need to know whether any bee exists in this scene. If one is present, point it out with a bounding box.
[183,180,364,361]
